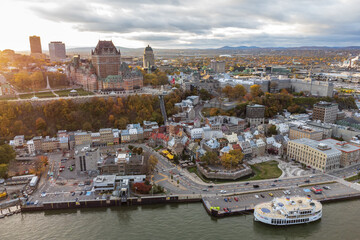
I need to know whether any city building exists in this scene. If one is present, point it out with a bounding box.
[246,104,265,127]
[320,139,360,167]
[210,60,225,73]
[91,40,121,79]
[289,126,323,141]
[29,35,42,54]
[13,135,25,147]
[287,138,341,172]
[74,131,92,146]
[93,175,116,192]
[143,45,155,69]
[312,102,339,123]
[48,41,66,62]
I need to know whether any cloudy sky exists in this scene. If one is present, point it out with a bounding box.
[1,0,360,51]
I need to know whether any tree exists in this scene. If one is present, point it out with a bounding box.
[233,84,247,98]
[148,155,158,173]
[133,182,152,194]
[220,149,244,169]
[199,89,212,101]
[35,117,47,132]
[250,84,263,97]
[82,122,92,131]
[200,151,218,165]
[0,144,16,164]
[267,124,277,136]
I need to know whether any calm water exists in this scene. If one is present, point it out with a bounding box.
[1,200,360,240]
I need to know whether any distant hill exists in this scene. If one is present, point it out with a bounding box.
[218,46,260,50]
[218,45,360,50]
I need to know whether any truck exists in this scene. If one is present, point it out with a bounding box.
[29,176,39,188]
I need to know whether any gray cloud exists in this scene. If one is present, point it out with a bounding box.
[26,0,360,47]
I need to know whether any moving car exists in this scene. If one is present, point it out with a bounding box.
[253,185,259,188]
[220,190,227,194]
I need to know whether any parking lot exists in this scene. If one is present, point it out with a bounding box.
[203,182,360,214]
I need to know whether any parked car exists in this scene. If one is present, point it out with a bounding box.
[234,197,239,202]
[269,192,274,197]
[253,185,259,188]
[323,186,331,190]
[202,188,208,191]
[304,180,310,183]
[245,182,249,185]
[260,194,265,198]
[220,190,227,194]
[224,198,228,202]
[255,195,259,199]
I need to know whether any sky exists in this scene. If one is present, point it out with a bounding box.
[1,0,360,51]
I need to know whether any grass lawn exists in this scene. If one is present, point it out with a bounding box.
[247,160,282,181]
[345,174,360,182]
[55,89,94,97]
[187,160,282,184]
[19,91,55,99]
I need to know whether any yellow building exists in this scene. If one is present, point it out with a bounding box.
[289,126,323,141]
[287,138,341,172]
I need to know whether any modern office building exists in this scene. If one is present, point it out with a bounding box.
[289,126,323,141]
[246,104,265,126]
[312,101,339,123]
[49,41,66,62]
[287,138,341,172]
[29,35,42,54]
[91,40,121,79]
[143,45,155,69]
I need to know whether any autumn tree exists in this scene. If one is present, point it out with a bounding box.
[220,149,244,169]
[148,155,158,173]
[35,117,47,132]
[250,84,263,97]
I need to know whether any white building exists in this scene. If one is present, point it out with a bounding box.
[27,140,35,155]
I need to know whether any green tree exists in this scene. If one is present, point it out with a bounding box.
[200,151,218,165]
[267,124,277,136]
[0,144,16,164]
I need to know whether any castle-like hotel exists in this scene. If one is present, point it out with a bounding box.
[68,41,154,93]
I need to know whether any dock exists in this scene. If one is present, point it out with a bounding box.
[202,181,360,218]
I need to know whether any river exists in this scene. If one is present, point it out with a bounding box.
[1,200,359,240]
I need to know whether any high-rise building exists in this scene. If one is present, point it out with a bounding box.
[312,101,338,123]
[49,41,66,62]
[246,104,265,126]
[91,40,121,79]
[143,45,155,69]
[210,60,226,73]
[29,36,42,54]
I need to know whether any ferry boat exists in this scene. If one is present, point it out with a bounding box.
[254,196,322,225]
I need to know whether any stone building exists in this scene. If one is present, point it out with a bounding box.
[143,45,155,69]
[91,40,121,79]
[287,138,341,172]
[246,104,265,127]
